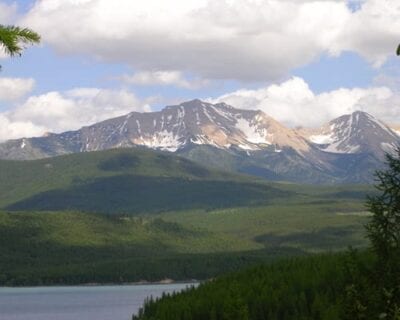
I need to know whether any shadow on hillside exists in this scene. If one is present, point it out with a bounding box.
[254,225,366,251]
[6,175,291,214]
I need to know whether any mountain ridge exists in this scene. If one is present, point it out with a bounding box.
[0,99,398,184]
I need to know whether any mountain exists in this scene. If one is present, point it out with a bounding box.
[0,99,310,159]
[390,125,400,137]
[0,148,291,213]
[295,111,400,183]
[0,99,398,183]
[304,111,399,157]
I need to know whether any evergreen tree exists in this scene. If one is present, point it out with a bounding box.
[0,25,40,68]
[365,150,400,319]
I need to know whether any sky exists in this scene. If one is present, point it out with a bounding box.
[0,0,399,140]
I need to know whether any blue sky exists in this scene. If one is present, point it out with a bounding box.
[2,45,379,97]
[0,0,399,140]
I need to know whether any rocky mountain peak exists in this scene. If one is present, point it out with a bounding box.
[0,100,310,160]
[308,110,399,156]
[1,103,399,184]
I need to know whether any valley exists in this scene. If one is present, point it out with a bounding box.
[2,2,397,318]
[0,148,371,286]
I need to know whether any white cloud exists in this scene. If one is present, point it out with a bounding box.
[212,77,400,127]
[120,70,208,89]
[0,77,35,101]
[332,0,400,67]
[0,2,18,24]
[0,88,152,141]
[2,77,400,142]
[0,1,19,59]
[20,0,399,82]
[0,114,46,141]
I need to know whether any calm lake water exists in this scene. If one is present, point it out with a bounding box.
[0,283,193,320]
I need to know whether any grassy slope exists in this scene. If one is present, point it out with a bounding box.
[163,204,368,253]
[0,148,291,214]
[0,148,374,285]
[0,210,303,285]
[0,200,370,285]
[0,148,237,206]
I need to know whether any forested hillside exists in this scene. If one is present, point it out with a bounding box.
[0,148,372,285]
[132,149,400,320]
[0,148,292,214]
[133,252,372,320]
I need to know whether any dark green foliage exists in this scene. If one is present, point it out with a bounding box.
[254,226,364,251]
[341,249,374,320]
[0,24,40,69]
[128,150,400,320]
[0,204,369,286]
[98,153,140,171]
[343,150,400,319]
[366,152,400,265]
[0,25,40,56]
[0,148,292,213]
[0,248,291,287]
[0,211,305,286]
[0,148,371,287]
[133,253,370,320]
[6,175,287,214]
[0,148,371,213]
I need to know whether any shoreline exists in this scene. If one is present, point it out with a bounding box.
[0,279,200,289]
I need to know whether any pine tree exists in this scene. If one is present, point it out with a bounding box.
[0,25,40,69]
[365,150,400,318]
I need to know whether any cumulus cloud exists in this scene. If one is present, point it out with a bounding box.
[332,0,400,67]
[20,0,400,82]
[2,77,399,141]
[120,70,208,89]
[212,77,400,127]
[0,2,17,24]
[0,1,19,59]
[0,88,152,141]
[0,77,35,101]
[0,114,46,142]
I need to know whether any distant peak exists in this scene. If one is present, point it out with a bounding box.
[351,110,367,114]
[331,110,377,125]
[351,110,374,118]
[180,99,208,107]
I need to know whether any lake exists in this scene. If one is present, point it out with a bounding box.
[0,283,193,320]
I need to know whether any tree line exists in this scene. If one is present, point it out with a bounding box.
[133,150,400,319]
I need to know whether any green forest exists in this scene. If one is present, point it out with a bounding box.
[132,252,366,320]
[131,151,400,319]
[0,148,372,286]
[1,11,399,320]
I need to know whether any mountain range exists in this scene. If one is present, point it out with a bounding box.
[1,99,398,184]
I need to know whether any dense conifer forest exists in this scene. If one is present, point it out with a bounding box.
[132,252,370,320]
[132,151,400,320]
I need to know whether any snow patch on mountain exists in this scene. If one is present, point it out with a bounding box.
[309,133,334,145]
[235,118,271,145]
[324,142,360,154]
[305,111,400,156]
[137,130,183,152]
[391,129,400,136]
